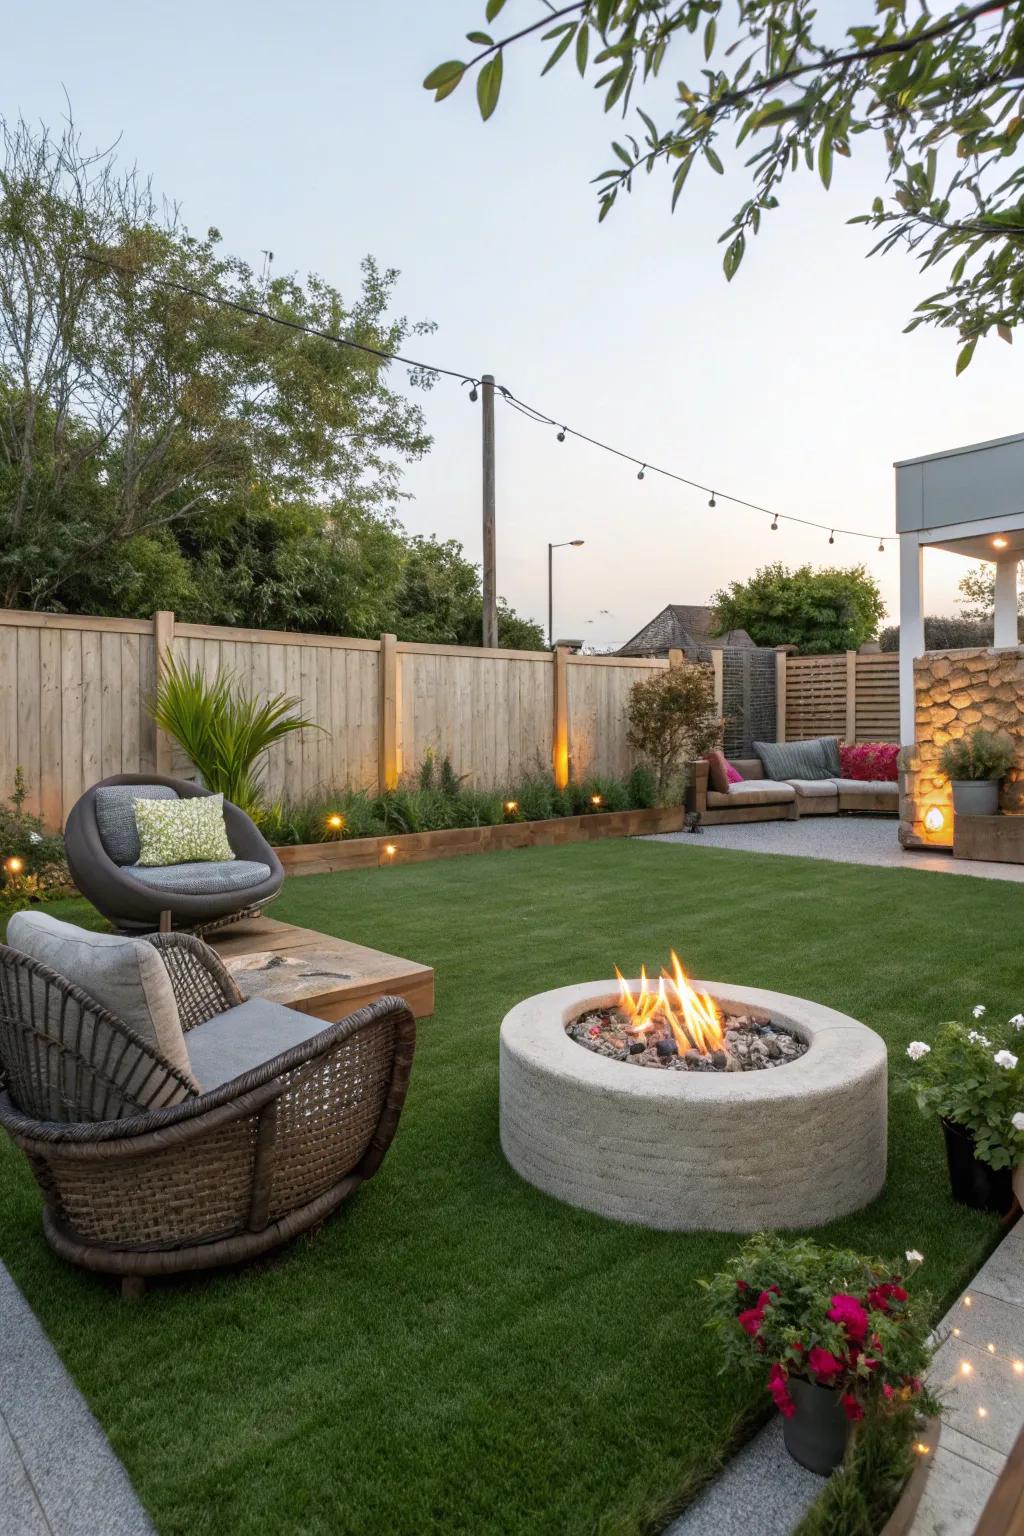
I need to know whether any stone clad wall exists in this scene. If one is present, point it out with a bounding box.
[900,646,1024,848]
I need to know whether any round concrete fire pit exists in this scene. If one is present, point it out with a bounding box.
[499,980,887,1231]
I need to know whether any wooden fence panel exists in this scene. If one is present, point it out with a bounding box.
[854,653,900,743]
[566,656,666,780]
[779,651,899,744]
[782,655,848,741]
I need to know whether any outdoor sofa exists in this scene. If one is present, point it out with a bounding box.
[64,773,284,933]
[0,913,415,1294]
[686,737,899,826]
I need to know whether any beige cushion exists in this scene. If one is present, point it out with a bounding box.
[729,759,765,780]
[6,911,197,1089]
[707,780,796,808]
[784,778,839,799]
[832,779,898,796]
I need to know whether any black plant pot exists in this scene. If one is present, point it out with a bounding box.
[942,1118,1014,1213]
[782,1378,850,1476]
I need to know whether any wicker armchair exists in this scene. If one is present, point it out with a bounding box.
[0,934,415,1295]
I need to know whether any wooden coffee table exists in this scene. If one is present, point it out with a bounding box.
[208,915,434,1022]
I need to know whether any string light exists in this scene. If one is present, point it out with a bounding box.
[878,539,885,553]
[961,1361,973,1375]
[771,515,779,531]
[978,1406,988,1419]
[85,251,894,553]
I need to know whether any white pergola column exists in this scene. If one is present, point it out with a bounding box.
[899,533,924,745]
[993,556,1018,648]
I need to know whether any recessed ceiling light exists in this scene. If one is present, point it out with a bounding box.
[993,535,1009,549]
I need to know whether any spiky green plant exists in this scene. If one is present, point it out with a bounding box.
[150,656,320,818]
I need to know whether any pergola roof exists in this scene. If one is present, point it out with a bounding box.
[895,430,1024,559]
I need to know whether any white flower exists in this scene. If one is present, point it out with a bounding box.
[995,1050,1019,1070]
[969,1030,992,1047]
[906,1042,931,1062]
[1011,1015,1024,1030]
[1012,1113,1024,1133]
[28,830,41,844]
[973,1005,987,1019]
[906,1249,924,1265]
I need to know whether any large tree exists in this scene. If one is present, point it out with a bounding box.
[958,559,1024,617]
[710,561,885,652]
[426,1,1024,366]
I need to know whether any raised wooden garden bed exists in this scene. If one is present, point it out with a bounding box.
[273,804,685,876]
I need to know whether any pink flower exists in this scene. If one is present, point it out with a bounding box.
[868,1283,907,1312]
[841,1393,865,1422]
[882,1383,894,1400]
[828,1293,869,1344]
[736,1279,749,1293]
[807,1346,844,1383]
[738,1307,764,1337]
[768,1362,796,1419]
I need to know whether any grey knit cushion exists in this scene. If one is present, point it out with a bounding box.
[753,739,831,781]
[187,997,327,1090]
[95,784,178,865]
[127,860,270,896]
[812,736,842,776]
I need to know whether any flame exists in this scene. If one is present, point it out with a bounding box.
[614,953,725,1055]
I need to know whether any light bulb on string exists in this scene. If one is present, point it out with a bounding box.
[557,427,566,442]
[708,491,716,508]
[828,530,835,545]
[878,539,885,553]
[771,515,779,532]
[637,465,646,481]
[467,381,479,403]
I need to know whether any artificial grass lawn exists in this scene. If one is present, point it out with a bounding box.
[0,839,1014,1535]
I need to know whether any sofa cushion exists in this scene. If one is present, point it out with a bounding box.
[186,997,328,1090]
[128,860,270,896]
[5,911,197,1096]
[134,793,235,867]
[784,778,838,799]
[707,780,796,808]
[706,750,741,794]
[833,779,899,798]
[839,743,899,782]
[813,736,843,777]
[753,739,833,781]
[94,783,178,865]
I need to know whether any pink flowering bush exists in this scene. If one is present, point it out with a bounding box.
[704,1235,933,1425]
[839,743,899,782]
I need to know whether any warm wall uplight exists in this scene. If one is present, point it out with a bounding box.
[384,844,397,857]
[924,807,945,833]
[4,856,23,875]
[993,535,1010,549]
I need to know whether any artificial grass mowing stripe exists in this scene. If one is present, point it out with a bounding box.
[0,839,1011,1535]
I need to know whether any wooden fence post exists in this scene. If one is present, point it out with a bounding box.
[775,648,787,743]
[667,647,684,670]
[552,645,570,789]
[153,610,175,775]
[379,633,399,792]
[710,648,724,716]
[845,651,857,744]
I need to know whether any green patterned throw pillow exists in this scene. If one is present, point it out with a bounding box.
[133,794,235,867]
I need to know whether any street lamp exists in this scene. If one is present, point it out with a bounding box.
[548,539,585,648]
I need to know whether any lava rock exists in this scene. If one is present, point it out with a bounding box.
[656,1038,678,1058]
[711,1050,727,1070]
[628,1040,646,1055]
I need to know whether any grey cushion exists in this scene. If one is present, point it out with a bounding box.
[186,997,327,1090]
[784,778,839,799]
[707,780,796,807]
[94,784,178,865]
[6,911,197,1091]
[832,779,898,795]
[127,860,271,895]
[753,739,831,780]
[812,736,842,776]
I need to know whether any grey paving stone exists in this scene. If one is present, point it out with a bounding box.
[908,1444,1000,1536]
[666,1417,824,1536]
[646,818,1024,883]
[938,1286,1024,1363]
[930,1333,1023,1456]
[969,1233,1024,1308]
[937,1426,1007,1477]
[0,1264,153,1536]
[0,1412,51,1536]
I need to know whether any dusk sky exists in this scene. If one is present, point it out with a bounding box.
[8,1,1020,646]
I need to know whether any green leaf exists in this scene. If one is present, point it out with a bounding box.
[818,133,833,189]
[670,155,693,210]
[576,23,589,77]
[423,60,466,92]
[466,31,492,46]
[703,17,716,60]
[612,141,633,167]
[542,24,576,75]
[956,337,977,374]
[705,144,724,175]
[485,0,506,19]
[477,51,503,120]
[723,232,745,280]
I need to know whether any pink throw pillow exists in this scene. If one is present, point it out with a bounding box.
[725,761,743,784]
[839,743,898,782]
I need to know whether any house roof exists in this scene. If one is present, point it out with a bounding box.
[616,604,755,657]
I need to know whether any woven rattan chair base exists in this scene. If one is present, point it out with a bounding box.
[42,1171,362,1280]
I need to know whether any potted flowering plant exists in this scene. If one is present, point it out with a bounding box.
[938,728,1015,818]
[704,1235,934,1476]
[903,1005,1024,1212]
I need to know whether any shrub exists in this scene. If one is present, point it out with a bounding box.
[703,1234,934,1425]
[626,665,721,800]
[839,744,899,783]
[939,728,1015,782]
[259,790,385,846]
[0,769,72,907]
[150,655,320,818]
[902,1005,1024,1168]
[627,764,657,809]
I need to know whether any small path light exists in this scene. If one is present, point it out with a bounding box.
[590,794,603,808]
[4,856,24,876]
[325,812,345,835]
[924,806,945,833]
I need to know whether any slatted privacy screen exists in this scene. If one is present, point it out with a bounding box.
[854,653,900,743]
[779,651,899,745]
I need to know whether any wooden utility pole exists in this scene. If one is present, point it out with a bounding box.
[481,373,497,648]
